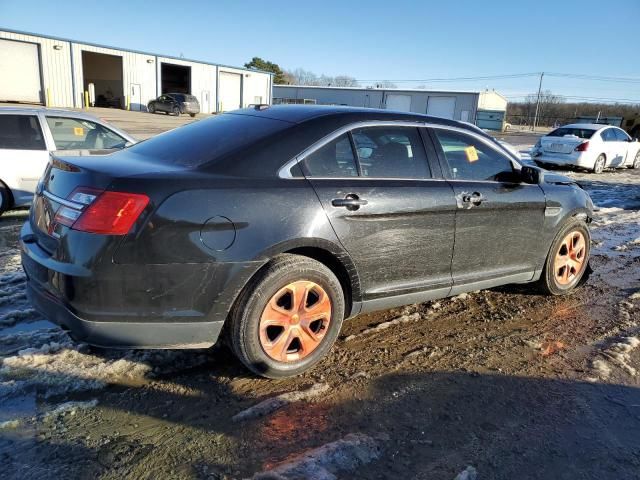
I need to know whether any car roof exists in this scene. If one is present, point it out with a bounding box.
[0,105,101,120]
[231,104,471,129]
[558,123,617,130]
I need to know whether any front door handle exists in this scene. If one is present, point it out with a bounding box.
[461,191,485,206]
[331,194,368,211]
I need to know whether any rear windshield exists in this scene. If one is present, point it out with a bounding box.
[547,127,596,139]
[127,113,290,168]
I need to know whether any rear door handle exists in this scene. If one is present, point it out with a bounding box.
[461,192,485,206]
[331,194,368,211]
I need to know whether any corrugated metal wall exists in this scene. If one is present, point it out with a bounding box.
[0,29,272,112]
[0,30,74,107]
[273,86,480,123]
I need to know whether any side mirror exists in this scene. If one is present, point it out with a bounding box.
[520,165,544,185]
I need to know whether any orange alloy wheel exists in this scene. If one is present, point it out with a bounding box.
[554,231,587,285]
[259,280,332,362]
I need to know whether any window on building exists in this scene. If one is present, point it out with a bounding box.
[0,115,46,150]
[434,128,514,182]
[301,134,358,177]
[352,127,430,178]
[46,116,127,150]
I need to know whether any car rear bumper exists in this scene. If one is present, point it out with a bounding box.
[20,221,263,349]
[533,152,593,168]
[25,281,223,348]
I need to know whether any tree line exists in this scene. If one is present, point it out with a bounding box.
[506,90,639,127]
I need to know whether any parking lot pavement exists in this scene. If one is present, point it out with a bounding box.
[1,123,639,478]
[76,107,212,140]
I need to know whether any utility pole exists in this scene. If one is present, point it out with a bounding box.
[532,72,544,132]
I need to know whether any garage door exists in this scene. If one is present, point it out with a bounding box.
[427,96,456,120]
[0,39,42,103]
[385,94,411,112]
[218,72,242,111]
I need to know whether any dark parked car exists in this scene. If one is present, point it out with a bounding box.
[147,93,200,117]
[21,106,593,378]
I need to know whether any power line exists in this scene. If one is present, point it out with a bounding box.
[546,72,640,84]
[353,73,540,83]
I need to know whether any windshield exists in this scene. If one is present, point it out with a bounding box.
[547,127,596,139]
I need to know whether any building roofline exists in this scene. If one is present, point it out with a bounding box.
[0,27,274,76]
[274,84,481,95]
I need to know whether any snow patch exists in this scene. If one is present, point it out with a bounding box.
[345,312,423,342]
[43,399,98,419]
[250,433,382,480]
[233,383,329,422]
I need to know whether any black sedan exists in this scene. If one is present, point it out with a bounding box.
[21,106,593,378]
[147,93,200,117]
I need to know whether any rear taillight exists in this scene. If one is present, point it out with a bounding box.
[52,187,149,235]
[575,141,589,152]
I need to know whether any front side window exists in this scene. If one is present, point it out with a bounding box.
[0,114,46,150]
[352,127,430,178]
[46,116,127,150]
[434,128,514,181]
[301,134,358,177]
[614,128,630,141]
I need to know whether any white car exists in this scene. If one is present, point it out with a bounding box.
[0,107,136,215]
[532,123,640,173]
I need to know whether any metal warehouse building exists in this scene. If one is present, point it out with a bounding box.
[273,85,508,130]
[0,28,273,113]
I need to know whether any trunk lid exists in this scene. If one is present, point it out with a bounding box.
[31,150,181,253]
[540,135,584,155]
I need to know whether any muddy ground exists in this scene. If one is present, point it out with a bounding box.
[1,164,639,479]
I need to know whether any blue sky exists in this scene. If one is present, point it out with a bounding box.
[2,0,639,102]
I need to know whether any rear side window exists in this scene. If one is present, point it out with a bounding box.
[600,129,617,142]
[46,116,127,150]
[434,128,514,182]
[128,113,290,168]
[0,114,46,150]
[302,134,358,177]
[352,127,430,178]
[548,127,596,139]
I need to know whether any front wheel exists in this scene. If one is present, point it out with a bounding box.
[228,254,345,378]
[630,151,640,169]
[148,104,155,114]
[537,220,590,295]
[593,154,605,174]
[0,183,9,216]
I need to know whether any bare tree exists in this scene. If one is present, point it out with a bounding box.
[375,80,398,88]
[283,68,359,87]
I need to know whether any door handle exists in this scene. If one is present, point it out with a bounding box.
[331,194,368,211]
[461,191,485,206]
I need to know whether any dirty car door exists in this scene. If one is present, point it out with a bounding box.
[301,126,457,302]
[430,126,546,291]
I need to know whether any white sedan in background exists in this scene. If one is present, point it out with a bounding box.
[532,123,640,173]
[0,107,136,215]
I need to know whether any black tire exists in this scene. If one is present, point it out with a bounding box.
[172,106,180,116]
[537,220,591,296]
[593,154,605,174]
[148,103,155,114]
[630,151,640,169]
[0,182,11,217]
[189,113,196,118]
[228,254,345,378]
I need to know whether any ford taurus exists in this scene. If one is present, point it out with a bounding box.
[21,106,594,378]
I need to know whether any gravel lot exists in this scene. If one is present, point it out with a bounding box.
[1,112,639,479]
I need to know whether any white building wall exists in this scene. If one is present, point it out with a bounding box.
[0,29,272,112]
[71,43,156,110]
[0,30,73,107]
[478,90,508,111]
[156,57,218,113]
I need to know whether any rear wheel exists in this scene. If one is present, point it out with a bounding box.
[189,113,196,118]
[228,254,345,378]
[593,154,605,174]
[172,106,180,116]
[537,220,590,295]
